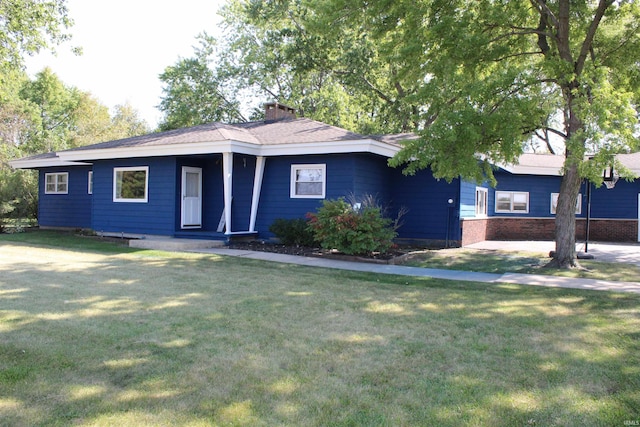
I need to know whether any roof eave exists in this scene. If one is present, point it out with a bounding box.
[260,139,400,157]
[55,138,401,162]
[9,158,92,169]
[499,165,563,176]
[57,140,262,161]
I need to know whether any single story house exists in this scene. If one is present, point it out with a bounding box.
[11,103,640,246]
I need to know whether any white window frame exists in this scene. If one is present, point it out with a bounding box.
[290,164,326,199]
[88,171,93,195]
[550,193,582,214]
[475,187,488,217]
[495,191,529,213]
[113,166,149,203]
[44,172,68,195]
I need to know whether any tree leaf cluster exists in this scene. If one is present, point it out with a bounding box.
[157,0,422,134]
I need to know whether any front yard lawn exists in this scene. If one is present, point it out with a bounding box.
[1,231,639,426]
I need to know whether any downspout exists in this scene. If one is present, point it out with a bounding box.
[249,156,266,233]
[222,152,233,235]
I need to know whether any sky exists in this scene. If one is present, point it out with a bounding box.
[26,0,226,128]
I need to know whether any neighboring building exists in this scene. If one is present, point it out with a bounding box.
[11,103,640,246]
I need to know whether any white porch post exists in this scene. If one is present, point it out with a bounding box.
[249,156,266,232]
[222,152,233,235]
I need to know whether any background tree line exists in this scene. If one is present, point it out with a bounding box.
[1,0,148,227]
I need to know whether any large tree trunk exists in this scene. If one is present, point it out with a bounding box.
[549,160,582,268]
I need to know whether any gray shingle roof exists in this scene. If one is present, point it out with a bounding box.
[65,122,259,152]
[63,118,397,154]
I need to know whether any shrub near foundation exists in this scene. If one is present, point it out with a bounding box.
[307,198,396,256]
[269,217,317,246]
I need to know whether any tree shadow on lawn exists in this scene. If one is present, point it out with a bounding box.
[1,247,639,426]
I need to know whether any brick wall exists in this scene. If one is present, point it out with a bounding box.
[460,218,489,246]
[587,219,638,242]
[461,217,638,245]
[487,218,556,240]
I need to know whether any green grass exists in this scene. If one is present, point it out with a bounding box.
[402,248,640,282]
[1,231,640,426]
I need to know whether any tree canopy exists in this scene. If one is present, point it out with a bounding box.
[0,0,74,70]
[158,0,420,133]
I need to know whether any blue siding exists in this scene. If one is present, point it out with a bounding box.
[588,179,640,219]
[254,153,405,240]
[492,173,562,217]
[389,168,461,241]
[38,166,92,228]
[460,180,481,219]
[34,152,639,242]
[491,172,640,220]
[92,157,177,235]
[353,154,393,201]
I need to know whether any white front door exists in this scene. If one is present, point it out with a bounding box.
[181,167,202,228]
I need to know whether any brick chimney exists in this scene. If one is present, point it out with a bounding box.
[264,102,296,122]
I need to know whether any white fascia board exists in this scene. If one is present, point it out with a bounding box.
[54,138,401,162]
[497,164,563,176]
[9,158,92,169]
[57,140,261,161]
[259,139,401,158]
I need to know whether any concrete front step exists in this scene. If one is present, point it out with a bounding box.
[129,237,226,251]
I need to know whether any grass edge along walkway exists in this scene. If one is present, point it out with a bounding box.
[198,247,640,294]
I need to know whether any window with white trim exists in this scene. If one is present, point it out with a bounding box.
[475,187,488,216]
[113,167,148,202]
[88,171,93,194]
[290,164,326,198]
[550,193,581,214]
[495,191,529,213]
[45,172,68,194]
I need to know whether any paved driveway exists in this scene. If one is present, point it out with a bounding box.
[466,240,640,266]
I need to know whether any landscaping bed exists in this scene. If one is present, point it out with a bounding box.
[228,240,427,264]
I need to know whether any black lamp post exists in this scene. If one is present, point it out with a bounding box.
[445,198,455,248]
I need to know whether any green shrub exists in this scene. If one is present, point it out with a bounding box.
[307,198,397,256]
[269,217,317,246]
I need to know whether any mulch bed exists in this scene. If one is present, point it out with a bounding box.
[228,241,429,265]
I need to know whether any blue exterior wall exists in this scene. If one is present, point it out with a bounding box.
[460,180,491,219]
[389,168,461,241]
[492,173,564,217]
[254,154,392,238]
[588,179,640,219]
[37,166,92,228]
[34,153,639,242]
[91,157,177,235]
[353,154,393,201]
[493,172,640,220]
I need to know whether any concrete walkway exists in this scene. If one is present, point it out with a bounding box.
[196,245,640,295]
[467,240,640,266]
